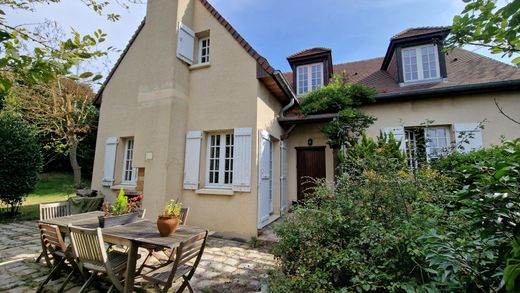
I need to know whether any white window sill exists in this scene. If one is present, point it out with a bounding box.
[195,188,234,196]
[110,184,137,191]
[189,63,211,70]
[399,78,445,87]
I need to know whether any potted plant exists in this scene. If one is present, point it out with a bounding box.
[98,189,141,228]
[157,199,182,237]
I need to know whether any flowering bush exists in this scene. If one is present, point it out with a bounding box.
[102,189,143,216]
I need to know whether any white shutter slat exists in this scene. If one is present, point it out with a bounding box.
[233,128,252,192]
[454,123,483,153]
[102,137,118,187]
[183,131,202,190]
[383,127,406,153]
[177,22,195,65]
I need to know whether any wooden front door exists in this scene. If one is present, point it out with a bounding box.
[296,147,326,201]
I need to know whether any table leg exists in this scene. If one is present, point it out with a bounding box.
[124,241,138,293]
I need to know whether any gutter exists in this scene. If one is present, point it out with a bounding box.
[273,70,298,119]
[374,79,520,102]
[278,113,339,125]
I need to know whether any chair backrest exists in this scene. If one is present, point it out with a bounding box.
[68,225,108,269]
[167,230,208,285]
[39,202,70,221]
[39,223,67,254]
[179,207,189,225]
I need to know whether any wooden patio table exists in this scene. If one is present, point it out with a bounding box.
[39,211,206,293]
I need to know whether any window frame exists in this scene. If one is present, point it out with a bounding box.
[198,37,210,64]
[296,62,323,95]
[425,126,451,160]
[121,138,137,185]
[401,44,440,83]
[205,132,234,189]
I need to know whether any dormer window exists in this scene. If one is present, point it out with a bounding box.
[402,44,440,83]
[297,63,323,95]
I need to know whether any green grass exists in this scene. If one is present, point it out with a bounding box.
[0,172,90,223]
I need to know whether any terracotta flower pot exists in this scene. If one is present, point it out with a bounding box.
[157,215,180,237]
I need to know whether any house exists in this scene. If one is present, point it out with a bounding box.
[91,0,520,237]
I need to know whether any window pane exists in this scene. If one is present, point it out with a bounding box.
[403,48,418,81]
[421,45,437,79]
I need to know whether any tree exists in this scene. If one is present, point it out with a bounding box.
[14,78,96,188]
[0,112,42,215]
[298,72,377,147]
[447,0,520,64]
[0,0,144,93]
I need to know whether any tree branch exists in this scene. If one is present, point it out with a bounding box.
[494,98,520,125]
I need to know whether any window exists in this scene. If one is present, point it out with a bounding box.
[206,133,234,188]
[402,44,440,83]
[122,138,136,184]
[198,37,210,64]
[401,126,451,168]
[296,63,323,95]
[425,126,450,159]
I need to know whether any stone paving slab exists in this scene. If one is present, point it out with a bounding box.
[0,221,277,292]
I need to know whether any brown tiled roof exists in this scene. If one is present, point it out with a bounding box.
[287,47,331,59]
[284,48,520,95]
[199,0,275,75]
[392,26,450,40]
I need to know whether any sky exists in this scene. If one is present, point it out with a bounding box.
[6,0,513,79]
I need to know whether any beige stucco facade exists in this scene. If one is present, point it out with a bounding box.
[361,91,520,146]
[92,0,520,238]
[92,0,289,237]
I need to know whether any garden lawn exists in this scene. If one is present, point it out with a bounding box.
[0,172,87,223]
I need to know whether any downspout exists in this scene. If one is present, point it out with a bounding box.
[272,70,298,119]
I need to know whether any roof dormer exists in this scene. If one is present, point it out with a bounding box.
[381,27,450,86]
[287,48,333,96]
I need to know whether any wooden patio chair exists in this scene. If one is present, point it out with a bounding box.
[37,202,71,267]
[68,225,130,293]
[136,207,189,275]
[140,230,208,293]
[36,223,80,293]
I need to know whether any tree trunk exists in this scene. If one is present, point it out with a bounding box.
[69,141,82,189]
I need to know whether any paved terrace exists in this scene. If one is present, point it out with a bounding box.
[0,221,276,292]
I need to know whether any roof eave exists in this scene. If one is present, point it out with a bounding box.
[278,113,338,125]
[373,79,520,102]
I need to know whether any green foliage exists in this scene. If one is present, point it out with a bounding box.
[271,135,453,292]
[430,144,507,185]
[340,131,405,178]
[447,0,520,64]
[421,139,520,291]
[162,199,182,218]
[298,75,377,147]
[111,188,129,215]
[0,112,42,215]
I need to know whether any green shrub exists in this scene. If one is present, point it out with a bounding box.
[0,112,42,215]
[421,138,520,292]
[271,135,453,292]
[430,145,507,185]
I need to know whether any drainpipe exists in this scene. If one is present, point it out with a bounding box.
[272,70,297,120]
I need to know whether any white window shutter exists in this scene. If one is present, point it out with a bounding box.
[233,128,252,192]
[183,131,202,190]
[454,123,483,153]
[177,22,195,65]
[102,137,118,187]
[383,127,406,153]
